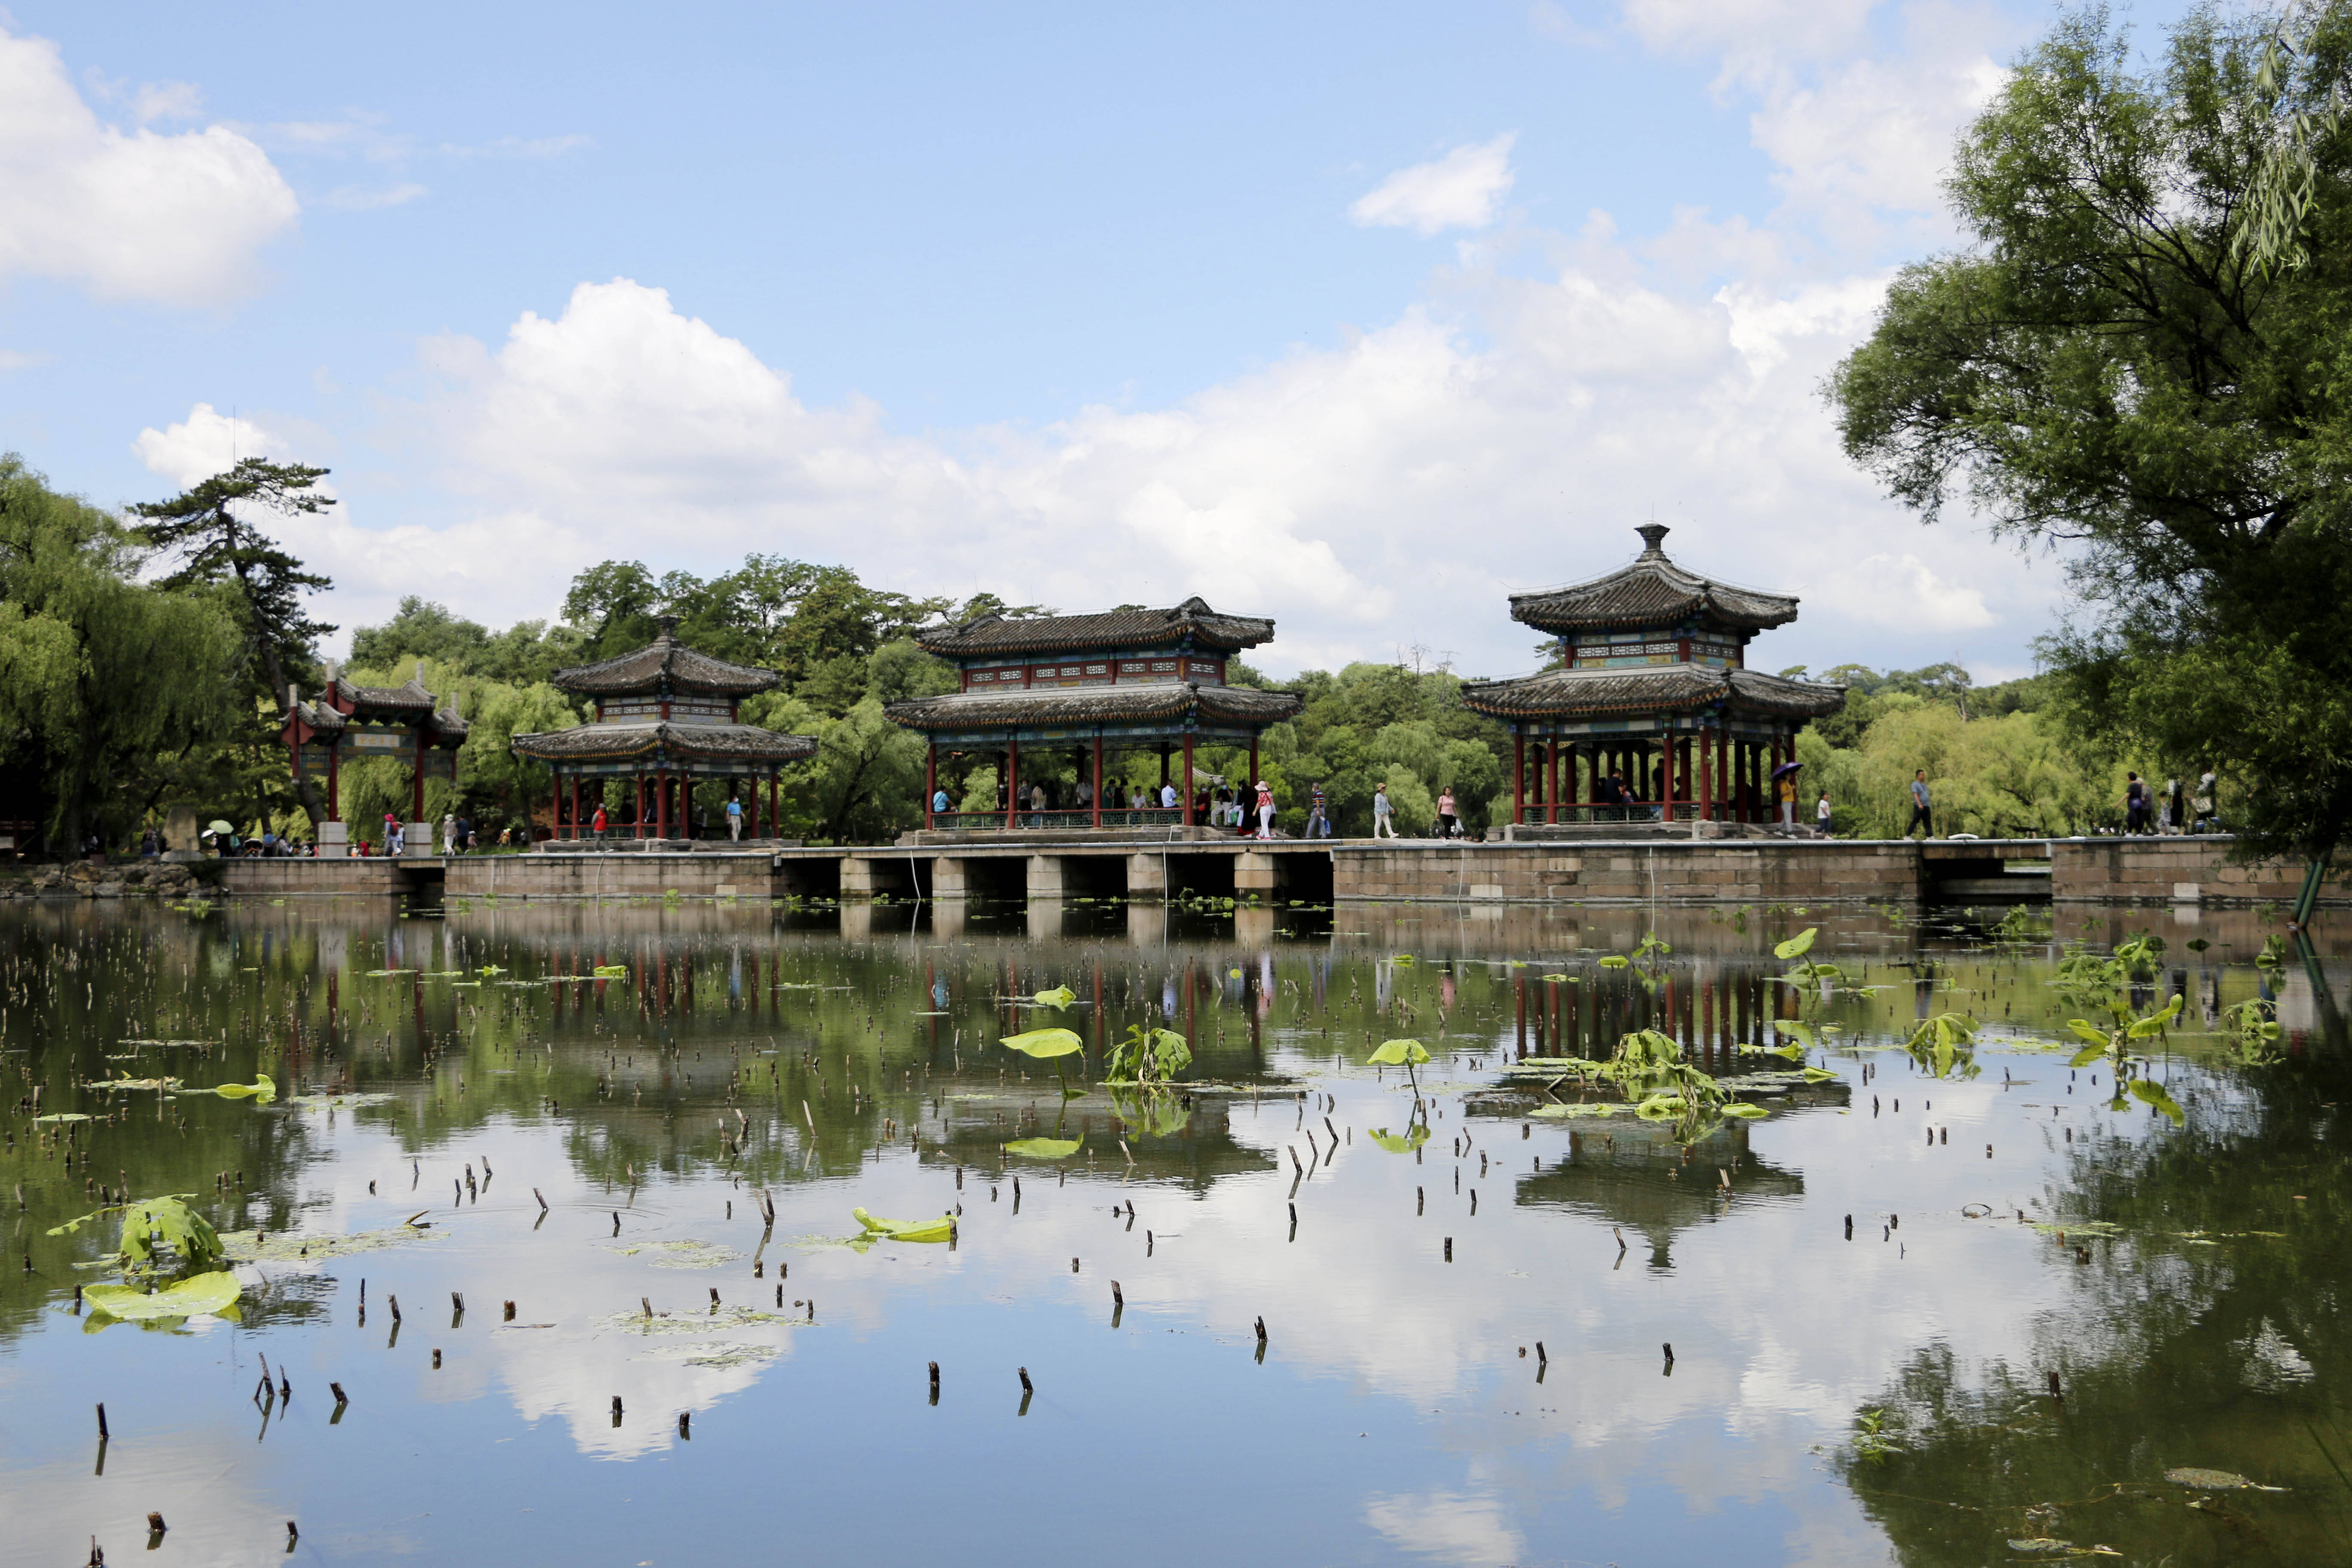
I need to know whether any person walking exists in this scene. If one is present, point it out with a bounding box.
[1255,781,1276,840]
[1372,784,1396,838]
[1777,771,1796,829]
[440,813,456,856]
[1305,782,1329,839]
[2194,769,2217,833]
[591,802,608,847]
[1435,788,1458,839]
[1816,790,1833,839]
[726,794,744,840]
[1907,770,1933,839]
[2123,772,2152,834]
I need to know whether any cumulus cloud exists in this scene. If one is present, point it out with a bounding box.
[132,402,287,487]
[217,238,2047,677]
[1350,134,1517,236]
[0,27,297,306]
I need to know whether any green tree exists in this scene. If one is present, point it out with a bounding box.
[0,457,240,848]
[1827,4,2352,863]
[129,458,337,827]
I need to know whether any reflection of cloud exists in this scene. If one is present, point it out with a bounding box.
[1364,1488,1526,1567]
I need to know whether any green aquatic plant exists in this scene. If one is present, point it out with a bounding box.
[1030,985,1077,1009]
[212,1073,276,1102]
[1904,1013,1981,1081]
[1369,1038,1431,1097]
[2065,993,2186,1125]
[50,1194,222,1274]
[2221,996,2285,1065]
[854,1208,955,1243]
[1368,1121,1433,1151]
[1105,1023,1191,1087]
[1002,1137,1083,1160]
[1001,1026,1086,1094]
[83,1271,242,1323]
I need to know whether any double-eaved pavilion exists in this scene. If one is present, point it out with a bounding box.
[884,597,1303,832]
[511,617,818,842]
[1462,526,1844,828]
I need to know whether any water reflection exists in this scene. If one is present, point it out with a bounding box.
[0,898,2343,1566]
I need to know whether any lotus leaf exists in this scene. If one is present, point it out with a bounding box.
[1001,1027,1084,1060]
[592,964,630,979]
[33,1113,92,1124]
[2164,1467,2284,1491]
[1598,956,1630,969]
[1367,1039,1430,1067]
[213,1073,276,1102]
[1530,1102,1627,1119]
[853,1208,955,1243]
[1003,1137,1083,1160]
[1030,985,1077,1009]
[83,1271,241,1321]
[1368,1124,1432,1151]
[1774,927,1818,960]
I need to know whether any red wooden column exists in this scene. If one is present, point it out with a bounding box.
[1004,738,1020,830]
[926,743,939,829]
[1660,735,1675,818]
[327,743,340,821]
[1547,743,1562,825]
[570,775,581,840]
[1181,732,1195,826]
[1699,728,1714,822]
[551,768,562,842]
[1090,735,1103,830]
[767,770,778,839]
[657,772,670,839]
[1512,733,1525,826]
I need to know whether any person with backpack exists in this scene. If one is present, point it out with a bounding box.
[2123,772,2152,834]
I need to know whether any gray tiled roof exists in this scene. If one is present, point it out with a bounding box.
[508,722,818,765]
[916,597,1277,657]
[551,618,781,697]
[1460,662,1844,722]
[1508,526,1801,634]
[885,681,1302,732]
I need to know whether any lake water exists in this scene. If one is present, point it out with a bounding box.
[2,894,2346,1567]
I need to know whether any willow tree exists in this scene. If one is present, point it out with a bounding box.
[1827,4,2352,870]
[0,457,239,848]
[130,458,337,827]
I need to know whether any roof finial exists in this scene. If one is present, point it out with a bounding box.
[1636,523,1671,557]
[656,613,680,640]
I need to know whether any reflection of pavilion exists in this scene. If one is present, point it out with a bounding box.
[1511,1122,1802,1269]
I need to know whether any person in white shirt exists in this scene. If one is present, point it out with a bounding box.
[1372,785,1396,838]
[1160,781,1178,810]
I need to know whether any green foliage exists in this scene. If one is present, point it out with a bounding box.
[49,1194,223,1275]
[1106,1024,1192,1085]
[0,456,246,848]
[1825,5,2352,858]
[83,1271,242,1323]
[851,1208,954,1242]
[2065,993,2188,1125]
[1904,1013,1980,1081]
[1002,1137,1083,1160]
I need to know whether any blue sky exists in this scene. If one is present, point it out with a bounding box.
[0,0,2199,679]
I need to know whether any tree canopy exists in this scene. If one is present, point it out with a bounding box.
[1827,3,2352,860]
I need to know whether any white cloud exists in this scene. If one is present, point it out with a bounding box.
[132,401,286,487]
[1816,551,1997,631]
[321,181,429,211]
[129,80,205,123]
[1363,1489,1528,1568]
[0,27,297,306]
[1350,134,1518,236]
[0,349,48,371]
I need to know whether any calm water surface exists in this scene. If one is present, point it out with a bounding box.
[2,895,2346,1567]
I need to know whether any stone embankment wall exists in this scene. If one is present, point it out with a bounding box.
[1331,841,1922,905]
[443,853,778,899]
[2050,838,2350,906]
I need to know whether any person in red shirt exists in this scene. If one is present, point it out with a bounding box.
[591,802,608,846]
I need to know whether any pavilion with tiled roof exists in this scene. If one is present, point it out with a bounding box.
[1462,526,1844,827]
[282,662,471,850]
[885,596,1304,832]
[510,617,818,842]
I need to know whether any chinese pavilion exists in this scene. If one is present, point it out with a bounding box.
[510,617,818,841]
[883,597,1304,831]
[1461,526,1844,827]
[281,662,470,848]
